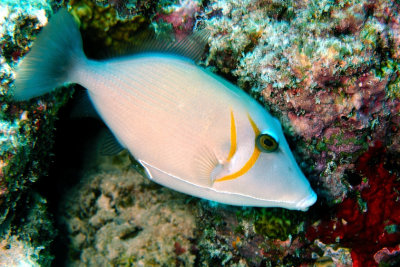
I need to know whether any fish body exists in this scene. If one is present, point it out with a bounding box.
[14,10,317,210]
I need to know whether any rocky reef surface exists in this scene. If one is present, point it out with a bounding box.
[0,0,399,266]
[58,150,198,266]
[0,0,65,265]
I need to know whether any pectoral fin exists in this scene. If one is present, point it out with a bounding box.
[193,146,226,186]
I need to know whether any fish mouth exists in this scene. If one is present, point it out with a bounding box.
[295,190,317,211]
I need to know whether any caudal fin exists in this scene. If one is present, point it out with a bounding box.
[13,9,85,101]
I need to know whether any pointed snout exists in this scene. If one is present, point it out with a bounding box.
[295,190,317,211]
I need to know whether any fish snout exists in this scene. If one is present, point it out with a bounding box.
[295,190,317,211]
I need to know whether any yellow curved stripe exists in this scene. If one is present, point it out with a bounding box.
[216,114,261,182]
[226,110,237,162]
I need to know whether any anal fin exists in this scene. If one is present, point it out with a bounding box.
[70,89,100,120]
[98,128,125,156]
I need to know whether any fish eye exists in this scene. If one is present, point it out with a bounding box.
[256,133,278,152]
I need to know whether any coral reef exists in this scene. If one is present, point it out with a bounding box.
[66,0,202,57]
[0,0,201,265]
[0,235,44,267]
[195,205,312,266]
[307,142,400,266]
[1,0,399,266]
[311,240,353,266]
[0,192,56,267]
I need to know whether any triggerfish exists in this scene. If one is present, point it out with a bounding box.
[14,9,317,210]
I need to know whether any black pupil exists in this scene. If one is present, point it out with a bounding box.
[263,137,274,147]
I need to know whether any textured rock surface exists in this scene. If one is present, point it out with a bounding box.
[59,151,198,266]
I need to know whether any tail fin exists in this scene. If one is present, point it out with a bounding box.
[13,9,85,101]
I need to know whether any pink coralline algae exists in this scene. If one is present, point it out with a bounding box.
[156,0,201,39]
[306,142,400,266]
[279,71,389,142]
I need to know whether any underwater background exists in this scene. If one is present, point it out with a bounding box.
[0,0,399,266]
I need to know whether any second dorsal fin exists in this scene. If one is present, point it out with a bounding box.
[114,28,210,63]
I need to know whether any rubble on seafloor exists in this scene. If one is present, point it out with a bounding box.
[58,150,198,266]
[0,0,399,266]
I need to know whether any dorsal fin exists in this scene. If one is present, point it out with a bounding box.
[156,29,211,62]
[114,29,210,63]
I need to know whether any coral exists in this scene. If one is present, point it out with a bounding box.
[67,0,202,57]
[373,247,400,266]
[195,204,313,266]
[0,0,200,264]
[59,151,198,266]
[311,240,353,266]
[0,235,43,267]
[306,142,400,266]
[57,144,316,266]
[198,1,400,264]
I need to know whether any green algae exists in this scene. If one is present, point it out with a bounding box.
[253,208,304,240]
[386,61,400,99]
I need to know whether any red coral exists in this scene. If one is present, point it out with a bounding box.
[307,142,400,266]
